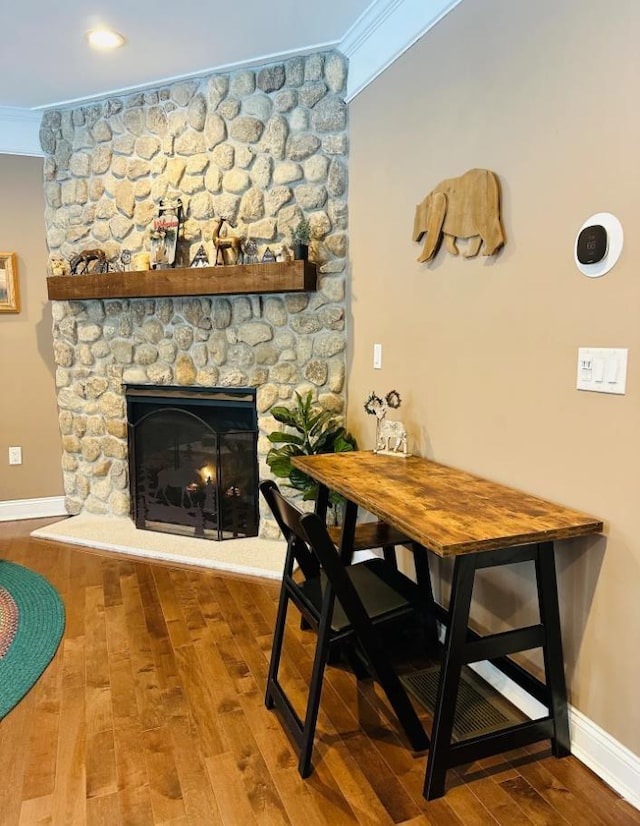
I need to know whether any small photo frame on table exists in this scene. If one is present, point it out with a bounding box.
[0,253,19,314]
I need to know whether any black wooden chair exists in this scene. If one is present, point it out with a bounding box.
[260,479,430,777]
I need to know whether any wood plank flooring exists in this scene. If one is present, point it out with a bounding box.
[1,518,638,826]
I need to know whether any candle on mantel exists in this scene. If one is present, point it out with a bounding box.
[132,252,151,271]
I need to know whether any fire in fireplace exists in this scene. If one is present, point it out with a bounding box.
[125,385,259,541]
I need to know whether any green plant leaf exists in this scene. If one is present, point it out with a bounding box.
[267,432,304,446]
[313,426,343,453]
[267,456,293,477]
[308,412,334,438]
[334,432,357,452]
[270,406,304,430]
[289,467,313,491]
[267,443,303,462]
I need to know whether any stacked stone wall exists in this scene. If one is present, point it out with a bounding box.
[40,51,349,534]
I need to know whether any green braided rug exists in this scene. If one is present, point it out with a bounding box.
[0,561,65,719]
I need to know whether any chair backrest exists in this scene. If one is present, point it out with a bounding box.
[259,480,320,579]
[299,508,386,634]
[260,480,388,634]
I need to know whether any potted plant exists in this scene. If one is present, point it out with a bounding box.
[290,218,311,261]
[266,391,357,507]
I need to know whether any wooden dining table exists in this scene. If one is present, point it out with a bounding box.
[291,450,603,800]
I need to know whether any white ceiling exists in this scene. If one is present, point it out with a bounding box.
[0,0,461,154]
[0,0,373,109]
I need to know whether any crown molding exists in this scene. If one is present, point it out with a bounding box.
[0,106,43,157]
[341,0,463,101]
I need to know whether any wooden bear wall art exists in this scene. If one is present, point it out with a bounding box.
[412,168,505,263]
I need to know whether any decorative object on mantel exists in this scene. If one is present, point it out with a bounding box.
[69,248,108,275]
[48,255,70,277]
[242,238,259,264]
[0,253,19,313]
[412,168,505,263]
[105,248,131,273]
[190,245,209,268]
[212,216,243,266]
[364,390,411,457]
[261,246,276,264]
[290,217,311,261]
[266,390,357,509]
[120,249,132,271]
[131,251,151,271]
[150,197,183,269]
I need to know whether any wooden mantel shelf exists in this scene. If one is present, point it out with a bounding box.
[46,260,317,301]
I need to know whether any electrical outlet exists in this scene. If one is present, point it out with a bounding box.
[8,446,22,465]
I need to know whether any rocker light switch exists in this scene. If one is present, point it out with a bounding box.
[592,359,605,382]
[577,348,628,395]
[373,343,382,369]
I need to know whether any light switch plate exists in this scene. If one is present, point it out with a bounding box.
[577,347,628,394]
[373,343,382,369]
[8,446,22,465]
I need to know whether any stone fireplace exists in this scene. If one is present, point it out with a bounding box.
[42,50,349,539]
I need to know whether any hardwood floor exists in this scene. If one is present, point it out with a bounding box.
[1,518,638,826]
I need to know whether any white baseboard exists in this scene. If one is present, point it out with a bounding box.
[0,496,67,522]
[569,706,640,811]
[470,658,640,810]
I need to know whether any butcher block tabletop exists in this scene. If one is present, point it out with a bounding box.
[292,452,603,558]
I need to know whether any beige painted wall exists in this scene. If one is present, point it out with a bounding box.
[348,0,640,754]
[0,154,62,501]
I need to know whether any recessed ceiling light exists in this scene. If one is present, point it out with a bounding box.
[87,28,126,50]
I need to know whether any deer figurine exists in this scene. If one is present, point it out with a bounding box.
[212,217,243,266]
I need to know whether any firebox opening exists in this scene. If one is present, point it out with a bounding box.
[126,385,259,541]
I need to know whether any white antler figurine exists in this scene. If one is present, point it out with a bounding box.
[376,419,409,455]
[364,390,411,457]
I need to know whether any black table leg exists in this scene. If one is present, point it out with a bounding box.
[423,542,572,800]
[315,483,329,522]
[412,544,439,655]
[339,499,358,564]
[423,554,477,800]
[536,542,571,757]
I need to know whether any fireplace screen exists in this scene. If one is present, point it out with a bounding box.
[126,386,259,541]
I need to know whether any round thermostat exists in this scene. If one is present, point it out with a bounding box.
[575,212,623,277]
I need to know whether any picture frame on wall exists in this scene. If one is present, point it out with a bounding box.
[0,253,19,313]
